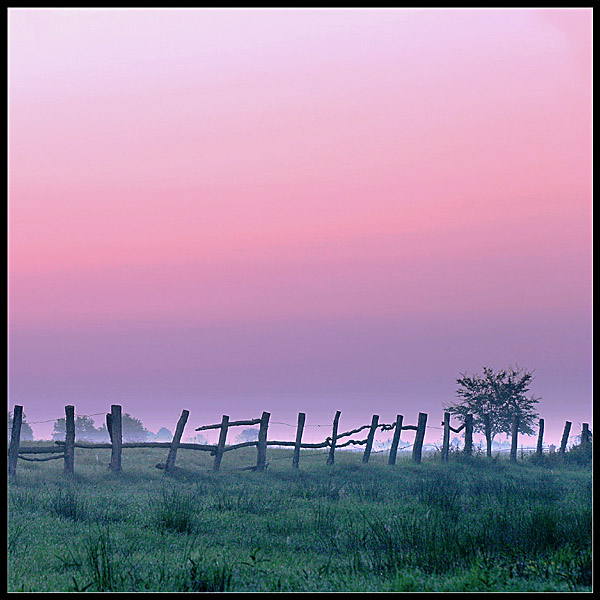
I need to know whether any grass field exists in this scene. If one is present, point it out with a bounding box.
[7,442,592,592]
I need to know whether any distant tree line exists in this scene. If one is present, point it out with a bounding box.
[7,365,546,448]
[8,409,252,444]
[50,413,173,443]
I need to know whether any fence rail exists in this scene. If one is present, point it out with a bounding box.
[7,404,592,478]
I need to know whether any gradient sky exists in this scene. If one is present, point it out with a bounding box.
[8,8,592,445]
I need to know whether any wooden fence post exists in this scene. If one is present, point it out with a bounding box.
[64,405,75,474]
[581,423,591,448]
[165,410,189,474]
[483,414,492,458]
[412,412,428,463]
[559,421,571,454]
[464,414,473,456]
[292,412,306,468]
[362,414,379,463]
[326,411,341,466]
[388,414,403,465]
[441,412,450,462]
[213,415,229,472]
[536,418,544,455]
[109,405,122,473]
[510,414,519,463]
[256,411,270,471]
[8,405,23,477]
[106,413,113,443]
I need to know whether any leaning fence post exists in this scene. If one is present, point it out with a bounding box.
[362,414,379,463]
[510,414,519,463]
[64,405,75,474]
[256,411,270,471]
[388,414,403,465]
[8,405,23,477]
[326,411,341,466]
[412,412,428,463]
[464,414,473,456]
[109,405,122,473]
[165,410,189,475]
[441,412,450,462]
[536,418,544,455]
[559,421,572,454]
[213,415,229,472]
[292,412,306,468]
[483,414,492,458]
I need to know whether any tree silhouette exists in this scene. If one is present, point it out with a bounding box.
[444,365,540,446]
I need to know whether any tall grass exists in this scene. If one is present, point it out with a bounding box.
[7,444,592,592]
[149,484,198,533]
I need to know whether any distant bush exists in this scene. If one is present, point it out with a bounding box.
[234,428,259,444]
[150,427,173,441]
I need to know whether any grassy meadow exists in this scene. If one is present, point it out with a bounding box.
[7,442,592,592]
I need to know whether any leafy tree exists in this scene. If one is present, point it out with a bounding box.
[444,365,540,445]
[8,411,34,441]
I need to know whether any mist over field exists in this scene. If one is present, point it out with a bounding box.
[9,7,591,439]
[8,7,592,593]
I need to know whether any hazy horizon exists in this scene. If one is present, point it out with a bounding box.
[8,8,592,448]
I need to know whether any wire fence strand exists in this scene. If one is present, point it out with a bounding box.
[24,412,107,425]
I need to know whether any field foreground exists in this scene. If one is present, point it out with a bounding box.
[8,444,592,592]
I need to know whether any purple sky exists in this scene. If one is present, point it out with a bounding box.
[9,8,592,444]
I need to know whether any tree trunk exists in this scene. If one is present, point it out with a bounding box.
[483,414,492,458]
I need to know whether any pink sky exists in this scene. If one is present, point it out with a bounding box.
[9,9,592,444]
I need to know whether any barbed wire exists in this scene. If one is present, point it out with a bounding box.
[271,420,399,430]
[271,421,331,428]
[24,412,107,425]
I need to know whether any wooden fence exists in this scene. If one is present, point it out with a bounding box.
[7,404,592,477]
